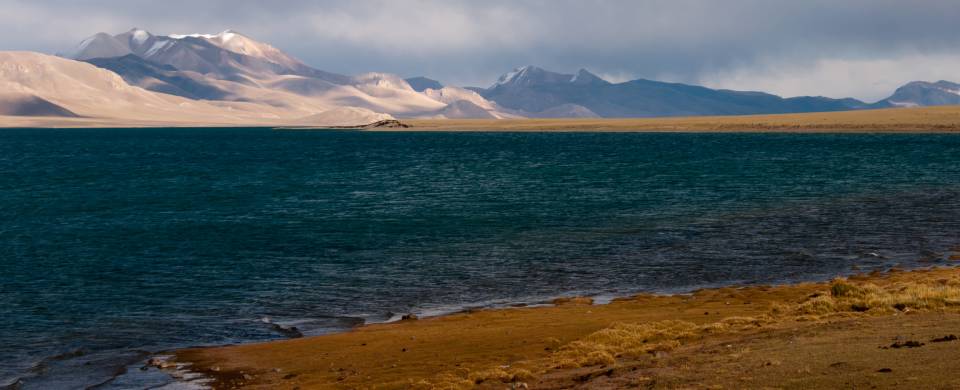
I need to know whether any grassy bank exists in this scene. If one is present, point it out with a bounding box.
[173,266,960,389]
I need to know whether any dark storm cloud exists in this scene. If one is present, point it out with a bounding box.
[3,0,959,100]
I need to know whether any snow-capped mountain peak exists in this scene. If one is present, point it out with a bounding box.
[494,65,540,86]
[71,28,310,76]
[167,29,244,47]
[167,29,303,69]
[490,65,596,89]
[128,28,151,45]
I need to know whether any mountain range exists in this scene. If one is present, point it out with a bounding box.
[475,66,877,118]
[0,28,957,126]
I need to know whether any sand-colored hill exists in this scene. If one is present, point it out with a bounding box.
[0,51,392,127]
[0,51,271,123]
[0,92,77,117]
[422,86,523,119]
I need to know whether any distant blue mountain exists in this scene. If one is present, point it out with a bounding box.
[478,66,872,118]
[873,80,960,108]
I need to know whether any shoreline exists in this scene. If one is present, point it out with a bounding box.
[171,264,960,389]
[343,262,908,327]
[4,105,960,132]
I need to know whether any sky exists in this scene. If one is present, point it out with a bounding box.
[2,0,959,102]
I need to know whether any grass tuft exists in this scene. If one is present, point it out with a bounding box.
[799,277,960,315]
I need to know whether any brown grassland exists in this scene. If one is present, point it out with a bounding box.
[400,106,960,132]
[173,265,960,389]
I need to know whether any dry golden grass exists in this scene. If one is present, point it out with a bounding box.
[415,269,960,388]
[550,321,696,368]
[797,275,960,316]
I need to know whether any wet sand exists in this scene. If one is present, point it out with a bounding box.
[173,266,960,389]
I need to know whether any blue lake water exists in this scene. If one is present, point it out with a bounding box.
[3,129,960,388]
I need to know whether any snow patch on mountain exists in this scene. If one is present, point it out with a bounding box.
[130,28,151,45]
[168,31,229,40]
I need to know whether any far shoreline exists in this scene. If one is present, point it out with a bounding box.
[4,105,960,132]
[397,106,960,133]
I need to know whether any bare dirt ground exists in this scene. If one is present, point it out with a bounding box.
[532,313,960,389]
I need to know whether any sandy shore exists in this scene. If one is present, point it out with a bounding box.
[173,265,960,389]
[0,115,264,128]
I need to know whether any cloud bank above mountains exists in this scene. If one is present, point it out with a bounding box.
[2,0,959,101]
